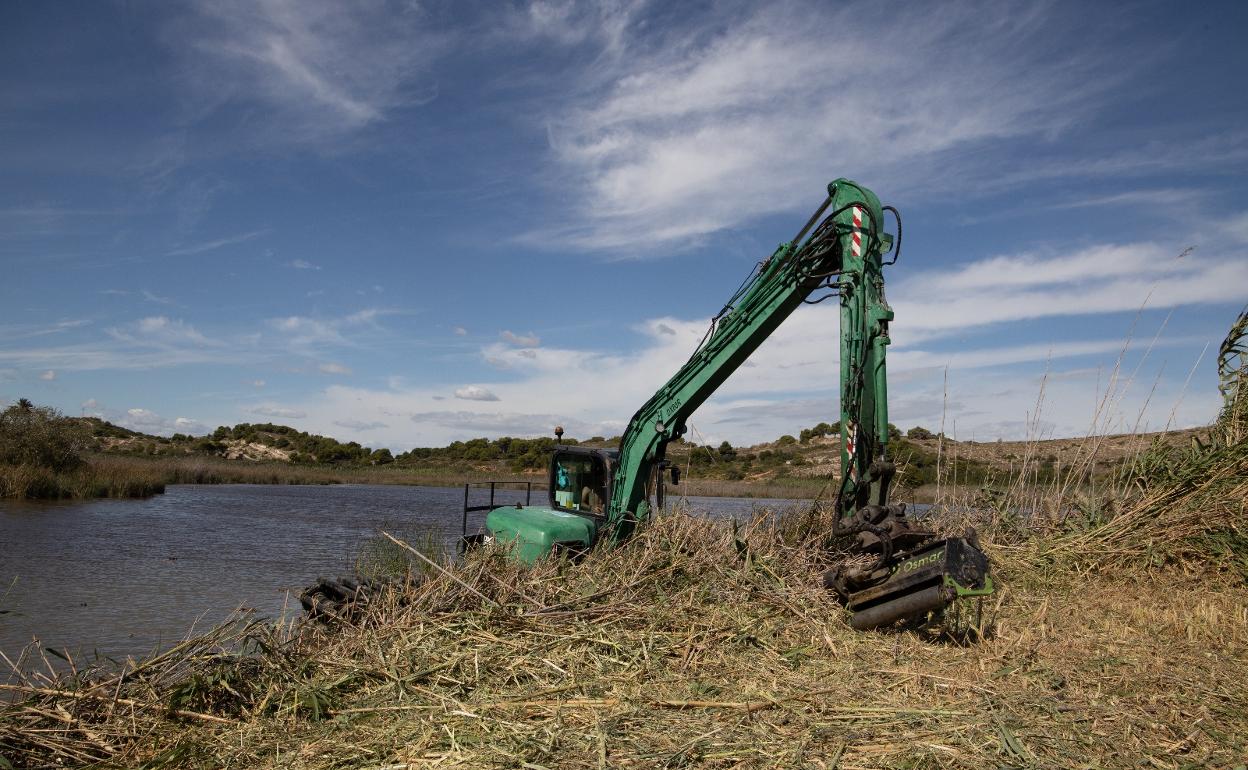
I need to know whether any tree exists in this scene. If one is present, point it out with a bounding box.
[371,448,394,465]
[907,426,934,440]
[800,421,842,443]
[887,423,901,441]
[0,400,89,471]
[717,440,737,460]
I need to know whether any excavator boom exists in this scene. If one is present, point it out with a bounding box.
[606,179,886,538]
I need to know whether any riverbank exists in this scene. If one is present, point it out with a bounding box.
[0,430,1176,503]
[0,455,503,501]
[0,454,835,501]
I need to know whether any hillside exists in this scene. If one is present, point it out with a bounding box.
[76,414,1207,495]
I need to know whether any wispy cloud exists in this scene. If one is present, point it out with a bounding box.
[529,3,1147,250]
[500,329,540,347]
[287,259,320,270]
[108,316,221,348]
[267,308,393,352]
[317,362,352,376]
[333,419,386,431]
[250,405,307,419]
[501,1,644,56]
[165,229,267,257]
[1047,188,1206,210]
[271,316,345,347]
[141,289,176,305]
[1,319,92,340]
[170,0,449,143]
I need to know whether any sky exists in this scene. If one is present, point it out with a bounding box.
[2,0,1247,451]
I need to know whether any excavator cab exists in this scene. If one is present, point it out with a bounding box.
[549,448,611,514]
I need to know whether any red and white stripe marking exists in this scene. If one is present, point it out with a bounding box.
[850,206,863,258]
[845,421,857,481]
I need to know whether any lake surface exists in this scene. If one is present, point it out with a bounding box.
[0,484,807,667]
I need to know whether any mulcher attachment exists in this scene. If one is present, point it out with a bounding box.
[823,504,993,630]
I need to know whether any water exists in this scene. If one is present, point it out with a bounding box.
[0,484,805,665]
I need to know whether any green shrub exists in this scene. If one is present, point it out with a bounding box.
[0,399,89,471]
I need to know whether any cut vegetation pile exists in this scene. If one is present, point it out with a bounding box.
[2,310,1246,768]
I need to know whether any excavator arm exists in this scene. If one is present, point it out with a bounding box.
[606,178,993,630]
[606,179,887,537]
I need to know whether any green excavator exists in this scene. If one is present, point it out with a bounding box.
[467,179,993,630]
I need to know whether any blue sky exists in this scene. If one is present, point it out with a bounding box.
[3,0,1246,450]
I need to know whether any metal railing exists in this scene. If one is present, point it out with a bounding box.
[461,480,533,538]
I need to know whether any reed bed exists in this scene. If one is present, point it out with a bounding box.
[0,458,166,500]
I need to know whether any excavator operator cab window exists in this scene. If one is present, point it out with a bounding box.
[551,452,607,515]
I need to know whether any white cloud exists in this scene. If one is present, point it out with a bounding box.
[120,408,207,436]
[39,370,56,381]
[453,326,468,336]
[891,244,1247,340]
[287,259,321,270]
[500,330,541,347]
[251,379,266,387]
[454,385,501,402]
[317,362,352,375]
